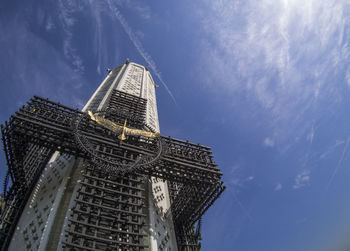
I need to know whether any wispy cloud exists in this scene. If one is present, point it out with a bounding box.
[232,189,253,221]
[274,183,282,191]
[45,16,54,31]
[107,0,177,105]
[133,2,151,20]
[263,137,274,147]
[114,0,151,19]
[57,0,85,74]
[89,1,104,75]
[195,0,350,143]
[307,125,315,144]
[293,170,310,189]
[327,136,350,189]
[227,165,254,221]
[320,139,345,159]
[228,165,254,188]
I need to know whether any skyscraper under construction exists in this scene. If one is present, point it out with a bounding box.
[0,60,225,251]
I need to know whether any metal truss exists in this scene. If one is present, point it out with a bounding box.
[62,162,148,251]
[0,90,225,250]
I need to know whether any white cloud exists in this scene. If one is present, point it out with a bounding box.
[89,1,104,75]
[327,136,350,189]
[307,125,315,144]
[114,0,151,19]
[346,67,350,88]
[133,3,151,20]
[45,17,54,31]
[107,0,177,105]
[228,166,254,221]
[228,165,241,186]
[263,137,274,147]
[57,0,85,74]
[0,12,87,111]
[228,165,254,189]
[195,0,350,143]
[293,170,310,189]
[274,183,282,191]
[63,40,84,74]
[320,139,345,159]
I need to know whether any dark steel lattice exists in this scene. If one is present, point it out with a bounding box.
[63,162,148,251]
[71,108,163,175]
[0,91,225,251]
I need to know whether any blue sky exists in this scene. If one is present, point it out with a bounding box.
[2,0,350,250]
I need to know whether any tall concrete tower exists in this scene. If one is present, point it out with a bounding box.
[0,60,225,251]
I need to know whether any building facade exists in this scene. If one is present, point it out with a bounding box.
[0,60,225,251]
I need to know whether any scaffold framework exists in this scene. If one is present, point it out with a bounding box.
[0,91,225,251]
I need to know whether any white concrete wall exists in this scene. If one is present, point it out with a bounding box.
[8,153,75,251]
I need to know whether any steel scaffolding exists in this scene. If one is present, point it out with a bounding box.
[1,90,225,251]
